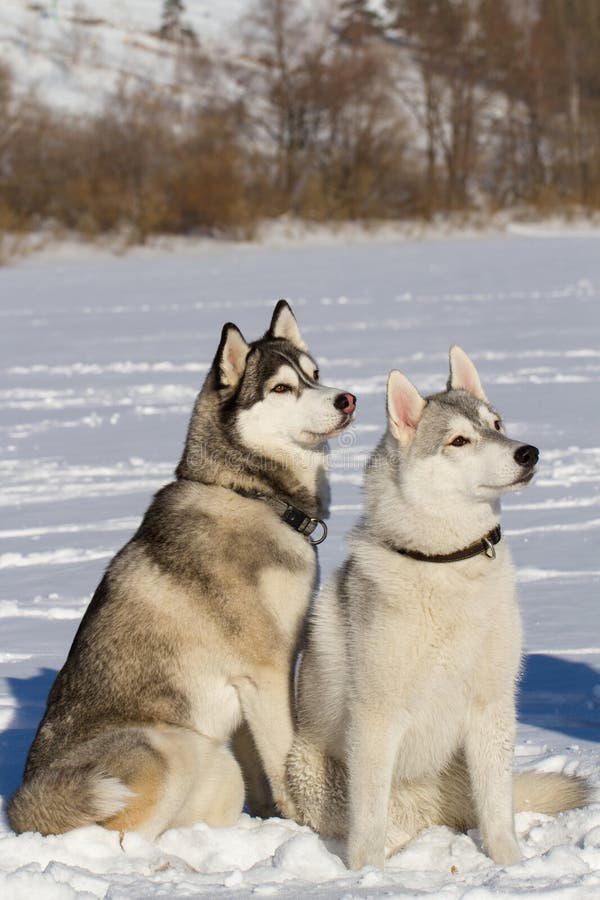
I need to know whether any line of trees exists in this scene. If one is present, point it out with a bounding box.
[1,0,599,244]
[387,0,600,212]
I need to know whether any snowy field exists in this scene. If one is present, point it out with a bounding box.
[0,230,599,897]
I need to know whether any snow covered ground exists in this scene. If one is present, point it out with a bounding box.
[0,230,599,897]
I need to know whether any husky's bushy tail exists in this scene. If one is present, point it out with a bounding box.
[513,770,589,816]
[7,767,132,835]
[286,737,590,845]
[6,726,166,836]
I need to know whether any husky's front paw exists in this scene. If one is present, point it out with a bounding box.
[486,835,522,866]
[347,838,385,870]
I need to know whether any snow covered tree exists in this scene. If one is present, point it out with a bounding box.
[338,1,384,42]
[161,0,184,32]
[160,0,196,45]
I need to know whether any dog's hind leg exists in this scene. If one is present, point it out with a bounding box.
[104,726,245,838]
[102,731,169,838]
[107,725,244,838]
[286,735,348,837]
[168,730,244,829]
[9,724,244,840]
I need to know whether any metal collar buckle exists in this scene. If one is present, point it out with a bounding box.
[482,537,496,559]
[281,504,328,544]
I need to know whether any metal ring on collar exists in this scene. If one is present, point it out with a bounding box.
[308,519,328,545]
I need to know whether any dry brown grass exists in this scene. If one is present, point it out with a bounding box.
[2,0,600,258]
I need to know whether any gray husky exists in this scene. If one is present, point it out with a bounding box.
[287,347,588,869]
[8,300,356,839]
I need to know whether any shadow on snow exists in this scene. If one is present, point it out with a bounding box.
[0,667,56,802]
[519,653,600,745]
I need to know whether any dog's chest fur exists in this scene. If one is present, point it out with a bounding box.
[345,540,522,780]
[135,482,316,741]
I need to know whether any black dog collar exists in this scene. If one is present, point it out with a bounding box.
[235,488,328,545]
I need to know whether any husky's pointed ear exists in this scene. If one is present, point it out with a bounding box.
[268,299,307,351]
[387,370,426,446]
[214,323,250,389]
[448,345,487,401]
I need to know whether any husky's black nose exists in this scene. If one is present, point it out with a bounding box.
[514,444,539,467]
[334,392,357,414]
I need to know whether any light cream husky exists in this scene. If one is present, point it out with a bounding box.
[287,347,588,869]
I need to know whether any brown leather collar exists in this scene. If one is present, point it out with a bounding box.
[387,525,501,563]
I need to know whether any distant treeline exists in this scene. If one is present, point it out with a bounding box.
[1,0,600,241]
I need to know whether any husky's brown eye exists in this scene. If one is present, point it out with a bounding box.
[272,383,291,393]
[494,419,502,431]
[313,369,319,381]
[450,435,470,447]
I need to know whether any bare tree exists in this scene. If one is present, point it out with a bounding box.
[239,0,410,217]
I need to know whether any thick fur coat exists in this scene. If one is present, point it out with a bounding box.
[9,301,355,839]
[287,348,588,869]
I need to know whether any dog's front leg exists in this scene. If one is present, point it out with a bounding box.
[232,722,277,818]
[234,669,297,819]
[465,697,521,865]
[346,704,404,870]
